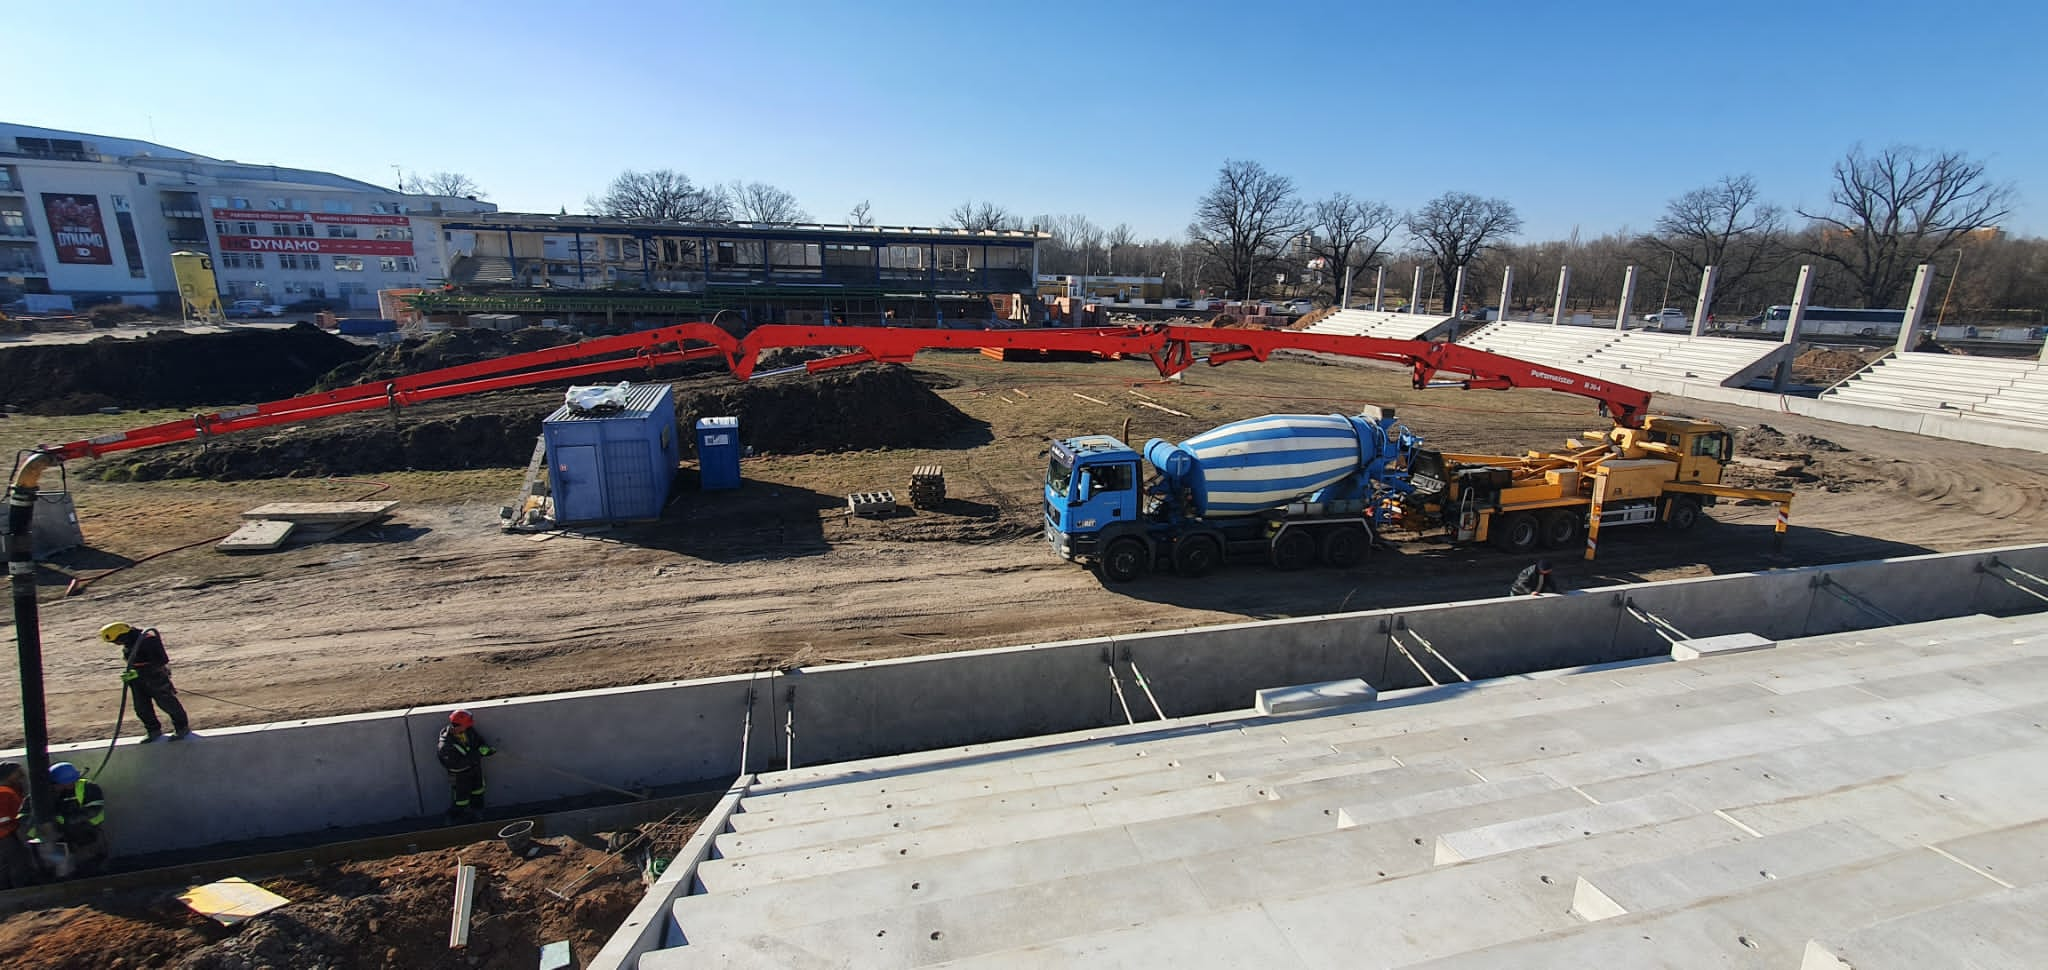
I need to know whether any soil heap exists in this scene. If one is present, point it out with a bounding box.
[94,364,979,481]
[0,325,372,415]
[0,834,651,970]
[315,328,583,389]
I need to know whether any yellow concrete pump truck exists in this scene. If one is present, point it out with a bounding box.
[1394,415,1796,559]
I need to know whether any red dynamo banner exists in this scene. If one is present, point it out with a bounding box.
[210,208,410,226]
[44,193,112,264]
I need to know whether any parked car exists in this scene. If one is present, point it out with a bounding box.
[1284,300,1312,314]
[1172,298,1194,308]
[1642,308,1688,330]
[283,297,343,314]
[227,299,281,319]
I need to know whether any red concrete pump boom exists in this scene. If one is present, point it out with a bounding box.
[44,323,1651,461]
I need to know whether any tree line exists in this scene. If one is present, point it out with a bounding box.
[419,147,2035,317]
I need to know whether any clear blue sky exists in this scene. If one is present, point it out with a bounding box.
[10,0,2043,242]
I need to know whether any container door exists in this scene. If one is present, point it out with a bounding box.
[553,445,603,523]
[602,440,657,519]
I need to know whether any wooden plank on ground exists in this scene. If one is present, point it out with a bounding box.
[218,520,296,553]
[240,501,399,523]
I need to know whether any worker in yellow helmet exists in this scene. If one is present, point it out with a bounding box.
[99,622,193,742]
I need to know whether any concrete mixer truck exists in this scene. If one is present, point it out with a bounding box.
[1044,408,1419,582]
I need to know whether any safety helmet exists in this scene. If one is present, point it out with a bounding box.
[448,710,475,730]
[49,762,80,785]
[98,622,133,644]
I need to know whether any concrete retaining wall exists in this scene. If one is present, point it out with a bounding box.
[11,543,2048,859]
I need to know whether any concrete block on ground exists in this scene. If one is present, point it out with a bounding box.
[1433,793,1698,865]
[1255,678,1376,716]
[1671,632,1774,660]
[1569,820,1894,920]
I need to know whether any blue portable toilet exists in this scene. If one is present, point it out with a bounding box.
[695,416,741,490]
[542,383,679,524]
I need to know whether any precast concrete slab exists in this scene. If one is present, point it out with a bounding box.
[1671,631,1774,660]
[1410,848,2004,970]
[1798,883,2048,970]
[1570,820,1897,920]
[1254,678,1377,715]
[621,608,2048,968]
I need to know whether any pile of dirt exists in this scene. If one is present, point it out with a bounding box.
[94,364,980,481]
[1736,423,1850,460]
[676,364,978,454]
[315,328,581,389]
[1790,348,1872,385]
[0,833,656,970]
[0,324,373,415]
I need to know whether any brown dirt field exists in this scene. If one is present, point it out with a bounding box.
[0,824,693,969]
[6,352,2048,748]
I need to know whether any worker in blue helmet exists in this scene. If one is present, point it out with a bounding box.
[43,762,108,877]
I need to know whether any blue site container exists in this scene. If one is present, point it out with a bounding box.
[695,416,741,490]
[542,384,679,524]
[335,318,399,335]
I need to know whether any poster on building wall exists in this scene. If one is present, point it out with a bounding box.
[42,193,112,264]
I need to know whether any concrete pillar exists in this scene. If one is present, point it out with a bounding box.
[1895,263,1933,355]
[1449,265,1466,319]
[1373,266,1385,311]
[1772,265,1814,390]
[1690,264,1718,337]
[1615,265,1637,331]
[1341,262,1353,310]
[1498,266,1514,323]
[1551,265,1571,326]
[1411,266,1425,313]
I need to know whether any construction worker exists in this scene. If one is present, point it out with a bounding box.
[45,762,108,877]
[0,763,34,888]
[1509,559,1559,597]
[99,622,192,742]
[436,710,495,822]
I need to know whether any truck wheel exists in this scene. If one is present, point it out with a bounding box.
[1270,528,1316,571]
[1492,512,1540,554]
[1099,538,1149,583]
[1666,498,1702,531]
[1173,535,1222,578]
[1539,509,1583,549]
[1320,525,1369,568]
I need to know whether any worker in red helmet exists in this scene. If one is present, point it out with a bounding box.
[0,762,34,888]
[436,710,496,822]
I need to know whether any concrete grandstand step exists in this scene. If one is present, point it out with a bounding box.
[696,755,1478,893]
[1432,793,1699,863]
[1933,816,2048,887]
[1723,734,2048,845]
[1408,846,2006,970]
[712,749,1402,857]
[1570,820,1897,920]
[926,812,1750,969]
[673,763,1502,940]
[1799,883,2048,970]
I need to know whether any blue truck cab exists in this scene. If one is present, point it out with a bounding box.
[1044,434,1142,564]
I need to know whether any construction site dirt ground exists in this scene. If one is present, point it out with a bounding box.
[6,349,2048,748]
[0,820,702,969]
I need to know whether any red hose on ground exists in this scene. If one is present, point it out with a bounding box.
[62,477,391,597]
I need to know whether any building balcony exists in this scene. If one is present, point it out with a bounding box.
[162,206,204,219]
[168,234,210,247]
[0,178,21,194]
[0,225,32,239]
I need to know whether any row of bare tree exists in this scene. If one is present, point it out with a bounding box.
[428,147,2029,315]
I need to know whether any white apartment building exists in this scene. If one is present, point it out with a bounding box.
[0,123,495,311]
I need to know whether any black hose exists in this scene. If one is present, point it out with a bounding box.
[8,452,58,833]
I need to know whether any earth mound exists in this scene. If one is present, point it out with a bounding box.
[0,324,372,415]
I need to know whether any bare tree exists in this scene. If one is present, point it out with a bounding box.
[401,171,486,199]
[1799,146,2015,307]
[1644,175,1788,308]
[1308,193,1401,305]
[948,201,1018,231]
[847,199,873,226]
[1188,159,1304,300]
[589,169,729,221]
[1405,192,1522,310]
[1106,223,1136,273]
[723,181,810,223]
